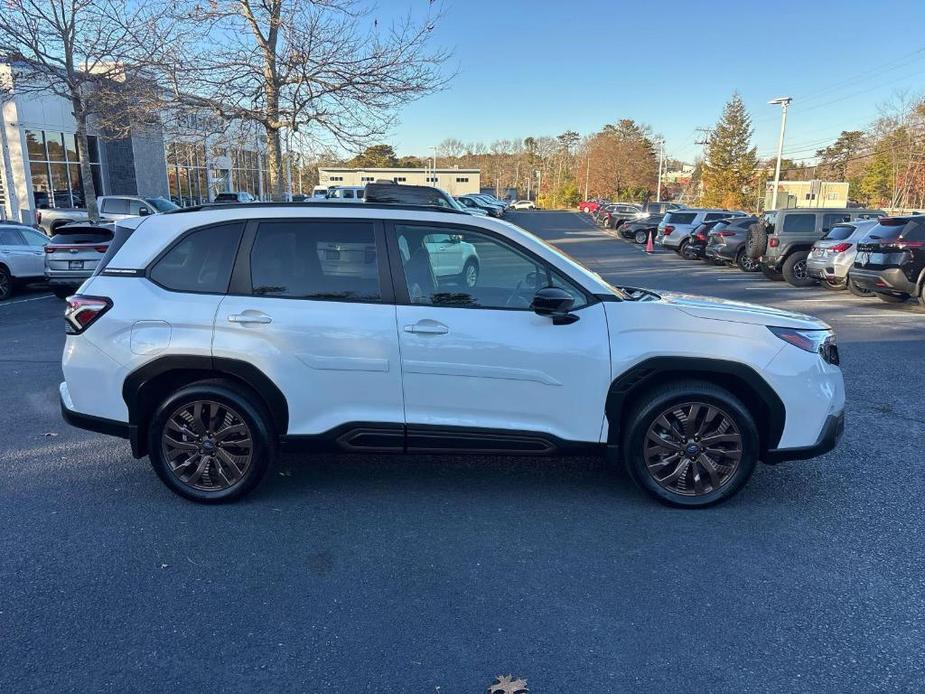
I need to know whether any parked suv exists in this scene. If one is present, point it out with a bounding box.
[805,219,879,291]
[748,208,883,286]
[657,209,744,253]
[60,202,845,507]
[44,222,115,298]
[851,215,925,307]
[0,222,49,300]
[704,216,760,271]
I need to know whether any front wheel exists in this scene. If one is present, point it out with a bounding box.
[0,266,12,301]
[736,249,760,272]
[148,381,275,503]
[462,258,479,288]
[622,380,759,507]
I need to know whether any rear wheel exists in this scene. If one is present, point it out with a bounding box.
[820,276,846,291]
[782,251,815,287]
[876,292,909,303]
[148,381,274,503]
[0,266,11,301]
[622,380,758,508]
[52,286,72,300]
[635,229,649,245]
[848,276,873,297]
[760,264,784,281]
[736,249,760,272]
[676,239,689,256]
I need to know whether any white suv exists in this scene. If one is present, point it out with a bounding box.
[60,203,845,506]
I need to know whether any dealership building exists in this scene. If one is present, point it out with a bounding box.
[0,60,275,224]
[318,167,480,196]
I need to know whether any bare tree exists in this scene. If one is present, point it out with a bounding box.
[157,0,451,200]
[0,0,163,217]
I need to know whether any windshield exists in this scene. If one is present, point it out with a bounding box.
[145,197,180,212]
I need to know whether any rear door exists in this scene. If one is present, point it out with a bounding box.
[388,221,611,447]
[0,228,37,278]
[212,217,405,442]
[18,227,49,276]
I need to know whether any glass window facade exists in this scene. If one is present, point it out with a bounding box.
[26,130,102,209]
[167,140,268,205]
[166,141,210,207]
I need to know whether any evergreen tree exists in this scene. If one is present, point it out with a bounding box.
[701,93,759,209]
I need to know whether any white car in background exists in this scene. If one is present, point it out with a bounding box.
[0,223,49,300]
[510,200,536,210]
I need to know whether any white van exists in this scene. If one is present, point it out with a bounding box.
[326,186,366,202]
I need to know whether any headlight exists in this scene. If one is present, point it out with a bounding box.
[768,326,839,365]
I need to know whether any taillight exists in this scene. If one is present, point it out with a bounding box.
[94,245,107,253]
[895,240,925,249]
[769,238,779,247]
[695,232,706,240]
[45,246,55,253]
[664,225,675,235]
[716,231,736,237]
[830,243,852,253]
[64,295,111,335]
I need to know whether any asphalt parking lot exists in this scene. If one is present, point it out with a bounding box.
[2,211,924,693]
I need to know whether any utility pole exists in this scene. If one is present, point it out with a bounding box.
[536,169,542,205]
[584,155,590,201]
[694,128,712,205]
[656,139,664,202]
[769,97,792,211]
[430,145,438,185]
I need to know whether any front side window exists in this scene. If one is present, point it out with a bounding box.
[781,213,816,233]
[822,213,850,232]
[149,223,243,293]
[102,198,131,214]
[21,229,49,247]
[250,221,381,302]
[394,224,587,310]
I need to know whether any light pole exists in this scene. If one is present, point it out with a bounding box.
[430,145,437,185]
[769,97,792,211]
[655,139,664,203]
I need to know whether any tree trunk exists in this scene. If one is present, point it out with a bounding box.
[72,96,98,218]
[264,125,286,201]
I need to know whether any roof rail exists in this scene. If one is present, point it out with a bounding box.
[163,201,468,216]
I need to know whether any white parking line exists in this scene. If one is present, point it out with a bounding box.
[0,293,54,308]
[840,313,923,320]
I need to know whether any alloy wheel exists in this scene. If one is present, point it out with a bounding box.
[465,263,479,287]
[739,253,758,271]
[792,259,807,280]
[643,401,742,496]
[0,270,10,300]
[161,399,253,492]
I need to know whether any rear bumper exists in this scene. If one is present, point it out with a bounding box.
[706,243,736,260]
[60,381,136,444]
[45,270,93,287]
[850,267,915,294]
[764,410,844,464]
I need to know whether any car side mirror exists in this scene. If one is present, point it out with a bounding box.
[531,287,579,325]
[138,207,150,216]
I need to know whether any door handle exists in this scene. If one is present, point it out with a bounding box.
[228,312,272,324]
[403,320,448,335]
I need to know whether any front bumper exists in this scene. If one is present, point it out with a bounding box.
[764,410,844,463]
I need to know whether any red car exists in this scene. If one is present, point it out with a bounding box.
[579,199,604,214]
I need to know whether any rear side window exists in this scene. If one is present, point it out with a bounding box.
[0,229,24,245]
[249,221,381,301]
[781,213,816,233]
[666,212,696,224]
[704,213,728,222]
[149,223,243,293]
[822,213,850,231]
[101,198,131,214]
[824,225,855,241]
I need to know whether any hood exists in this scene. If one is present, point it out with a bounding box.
[657,291,828,329]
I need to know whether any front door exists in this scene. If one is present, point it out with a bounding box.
[388,222,612,449]
[212,218,404,445]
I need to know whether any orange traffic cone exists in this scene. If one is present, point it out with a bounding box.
[645,229,655,254]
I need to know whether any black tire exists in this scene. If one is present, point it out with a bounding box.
[0,265,12,301]
[875,292,909,303]
[760,264,784,281]
[681,242,699,260]
[736,248,760,272]
[622,380,759,508]
[820,276,846,291]
[635,229,649,245]
[919,283,925,310]
[745,223,767,259]
[148,381,275,503]
[675,239,689,256]
[52,286,72,300]
[847,276,873,297]
[462,258,479,288]
[782,251,815,287]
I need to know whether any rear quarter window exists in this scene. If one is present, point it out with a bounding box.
[781,213,816,233]
[704,213,729,222]
[666,212,697,225]
[149,223,244,293]
[824,225,855,241]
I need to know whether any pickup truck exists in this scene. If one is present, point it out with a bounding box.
[36,195,178,234]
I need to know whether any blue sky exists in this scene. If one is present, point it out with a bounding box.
[385,0,925,164]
